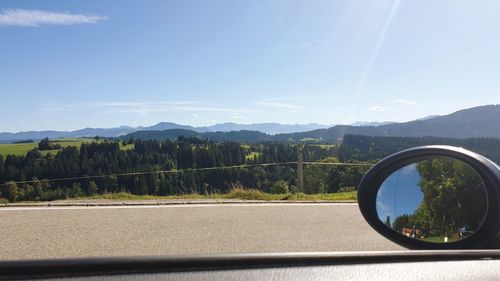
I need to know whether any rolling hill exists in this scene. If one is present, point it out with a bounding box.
[121,105,500,142]
[1,104,499,143]
[274,104,500,142]
[0,122,329,142]
[123,129,271,142]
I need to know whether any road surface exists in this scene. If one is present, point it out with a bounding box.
[0,203,404,260]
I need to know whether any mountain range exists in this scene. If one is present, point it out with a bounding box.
[1,104,499,143]
[271,105,500,142]
[0,122,330,142]
[123,105,500,142]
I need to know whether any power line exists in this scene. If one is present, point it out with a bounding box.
[0,162,297,187]
[303,162,374,166]
[0,161,373,187]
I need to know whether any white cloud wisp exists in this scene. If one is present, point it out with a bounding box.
[0,9,108,27]
[255,101,301,110]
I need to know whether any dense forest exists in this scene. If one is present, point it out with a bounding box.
[2,134,500,203]
[2,105,500,143]
[338,134,500,163]
[123,129,272,143]
[0,138,368,202]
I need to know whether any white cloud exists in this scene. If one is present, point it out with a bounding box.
[42,105,73,112]
[230,113,245,120]
[364,99,419,114]
[392,99,420,106]
[369,105,385,112]
[43,101,255,115]
[0,9,108,27]
[255,101,301,109]
[97,102,238,114]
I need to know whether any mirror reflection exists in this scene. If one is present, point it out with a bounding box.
[376,157,487,243]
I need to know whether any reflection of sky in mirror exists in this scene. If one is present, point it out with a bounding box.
[376,163,424,224]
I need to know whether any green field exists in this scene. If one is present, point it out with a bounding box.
[0,138,134,157]
[245,151,262,161]
[312,144,336,149]
[0,143,38,156]
[300,137,320,142]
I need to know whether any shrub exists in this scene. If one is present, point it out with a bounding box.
[270,180,290,194]
[338,186,356,193]
[1,181,18,202]
[226,188,268,200]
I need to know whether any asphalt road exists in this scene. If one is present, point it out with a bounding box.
[0,203,404,260]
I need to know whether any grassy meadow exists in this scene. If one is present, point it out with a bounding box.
[77,189,357,202]
[0,143,39,156]
[0,138,134,157]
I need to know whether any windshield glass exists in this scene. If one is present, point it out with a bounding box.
[0,0,499,260]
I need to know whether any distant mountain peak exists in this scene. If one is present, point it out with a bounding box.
[1,105,499,142]
[414,115,440,121]
[350,121,396,127]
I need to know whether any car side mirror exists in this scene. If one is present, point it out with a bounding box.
[358,145,500,249]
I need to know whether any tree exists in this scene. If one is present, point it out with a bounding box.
[385,216,392,228]
[86,181,98,195]
[37,137,61,150]
[0,138,348,201]
[393,214,412,233]
[411,158,487,238]
[304,165,327,194]
[38,138,51,150]
[138,176,148,195]
[68,182,84,198]
[145,173,160,195]
[270,180,290,194]
[103,176,118,193]
[177,143,194,169]
[326,162,369,193]
[0,155,5,183]
[1,181,18,202]
[31,178,43,200]
[326,166,345,193]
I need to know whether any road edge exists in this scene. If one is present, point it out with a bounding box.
[0,199,357,208]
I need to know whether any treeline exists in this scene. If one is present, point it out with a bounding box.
[0,138,352,202]
[123,129,272,143]
[37,137,62,150]
[338,134,500,163]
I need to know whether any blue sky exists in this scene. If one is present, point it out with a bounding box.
[1,0,499,132]
[376,163,424,225]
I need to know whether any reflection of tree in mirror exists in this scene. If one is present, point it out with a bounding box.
[384,216,392,228]
[393,158,487,242]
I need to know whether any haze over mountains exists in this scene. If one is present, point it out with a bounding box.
[144,122,331,134]
[124,105,500,142]
[1,105,499,142]
[0,122,330,142]
[271,105,500,142]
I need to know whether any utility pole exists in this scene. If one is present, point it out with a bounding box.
[297,144,304,193]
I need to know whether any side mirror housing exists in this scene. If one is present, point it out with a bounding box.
[358,145,500,249]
